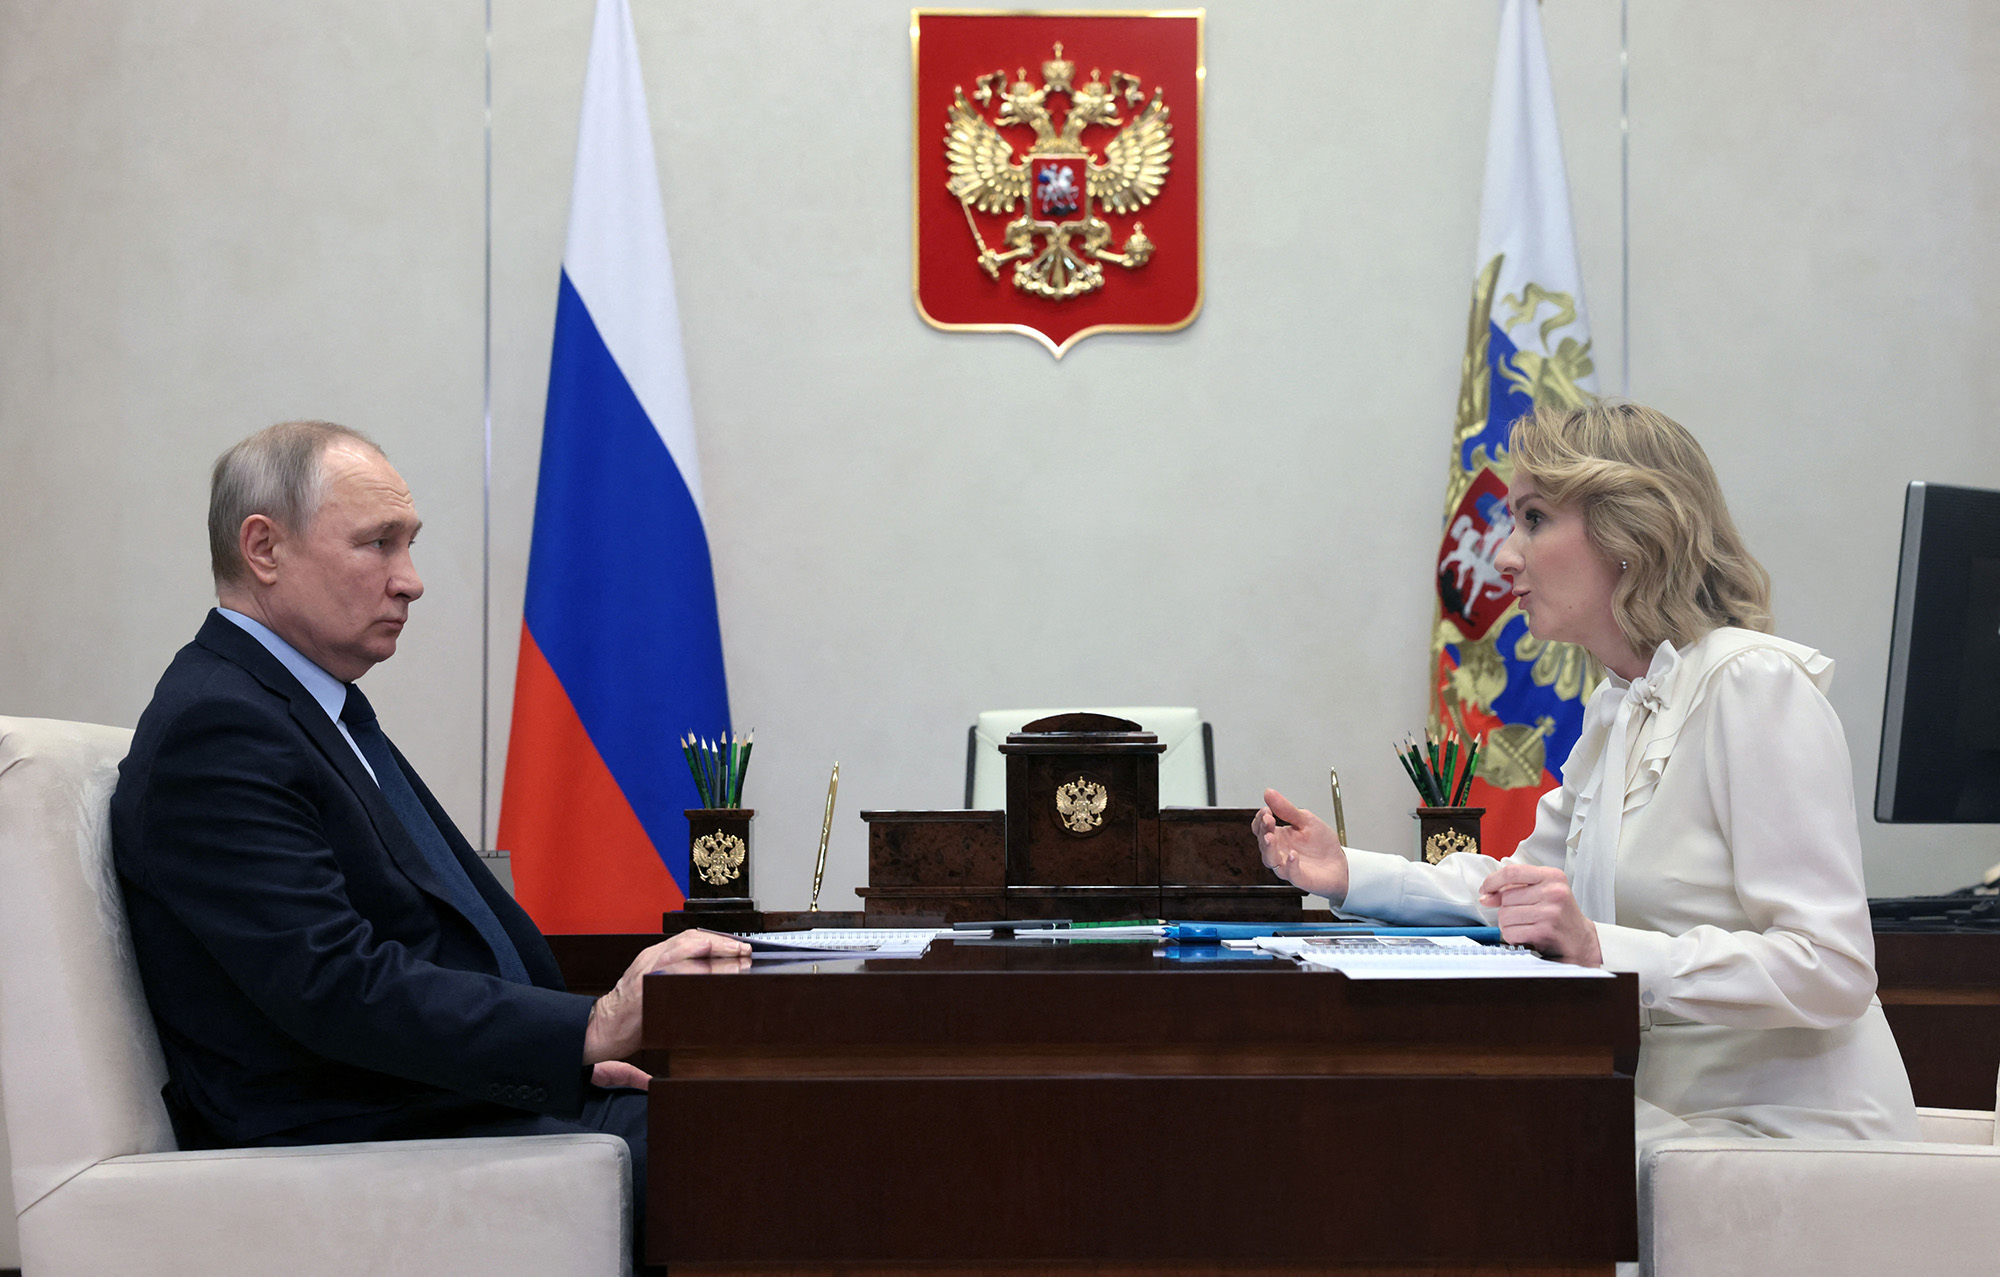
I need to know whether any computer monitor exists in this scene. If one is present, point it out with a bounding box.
[1875,481,2000,823]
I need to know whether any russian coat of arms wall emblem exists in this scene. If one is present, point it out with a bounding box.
[913,11,1204,358]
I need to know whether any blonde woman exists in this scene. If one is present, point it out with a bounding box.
[1254,401,1917,1146]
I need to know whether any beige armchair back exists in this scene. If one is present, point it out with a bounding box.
[967,706,1214,809]
[0,716,632,1276]
[0,717,173,1215]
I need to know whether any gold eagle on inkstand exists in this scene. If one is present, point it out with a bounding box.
[691,832,747,887]
[1055,778,1110,835]
[945,43,1171,302]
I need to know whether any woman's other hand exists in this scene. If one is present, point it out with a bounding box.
[1252,788,1350,902]
[1479,861,1602,966]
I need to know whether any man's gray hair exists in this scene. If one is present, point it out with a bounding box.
[208,420,384,586]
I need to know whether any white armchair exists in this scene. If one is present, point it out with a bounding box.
[1640,1100,2000,1274]
[0,716,631,1276]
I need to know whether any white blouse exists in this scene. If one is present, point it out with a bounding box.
[1341,627,1918,1143]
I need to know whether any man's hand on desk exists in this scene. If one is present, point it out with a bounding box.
[1253,789,1350,903]
[582,928,751,1066]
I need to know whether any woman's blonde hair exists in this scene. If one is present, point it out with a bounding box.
[1508,401,1772,652]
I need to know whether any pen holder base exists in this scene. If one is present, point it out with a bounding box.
[1413,806,1485,865]
[664,902,766,937]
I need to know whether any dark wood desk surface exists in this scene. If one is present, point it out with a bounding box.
[639,939,1637,1274]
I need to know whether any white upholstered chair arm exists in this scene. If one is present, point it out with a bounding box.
[1915,1105,1995,1145]
[18,1133,631,1277]
[1641,1137,2000,1277]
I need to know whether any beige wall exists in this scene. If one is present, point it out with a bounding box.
[5,2,1999,921]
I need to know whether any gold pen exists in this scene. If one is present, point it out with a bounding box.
[808,761,838,912]
[1329,767,1348,848]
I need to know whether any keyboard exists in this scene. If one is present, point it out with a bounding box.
[1868,894,2000,931]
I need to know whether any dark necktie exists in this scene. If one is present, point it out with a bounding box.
[341,684,531,985]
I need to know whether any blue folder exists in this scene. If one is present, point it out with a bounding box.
[1165,921,1504,944]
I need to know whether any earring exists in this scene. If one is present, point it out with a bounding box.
[1620,560,1629,571]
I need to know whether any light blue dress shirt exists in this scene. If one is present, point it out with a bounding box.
[216,607,377,783]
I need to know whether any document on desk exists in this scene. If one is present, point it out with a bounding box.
[739,929,936,960]
[954,924,1169,940]
[1256,935,1613,979]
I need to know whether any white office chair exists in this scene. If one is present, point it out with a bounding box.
[965,707,1215,810]
[1639,1091,2000,1274]
[0,715,631,1277]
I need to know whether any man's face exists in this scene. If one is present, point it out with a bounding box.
[263,443,425,682]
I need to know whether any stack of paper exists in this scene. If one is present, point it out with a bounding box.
[951,923,1168,941]
[1244,934,1613,980]
[737,928,937,960]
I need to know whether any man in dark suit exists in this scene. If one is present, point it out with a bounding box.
[112,420,744,1234]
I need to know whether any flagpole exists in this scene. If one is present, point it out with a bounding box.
[479,0,495,855]
[1620,0,1631,397]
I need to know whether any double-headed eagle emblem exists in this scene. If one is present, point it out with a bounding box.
[946,43,1173,302]
[1055,778,1110,834]
[692,832,746,887]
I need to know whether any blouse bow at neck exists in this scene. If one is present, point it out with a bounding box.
[1565,640,1682,924]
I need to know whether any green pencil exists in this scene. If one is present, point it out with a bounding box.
[1453,740,1481,805]
[1400,740,1432,800]
[681,735,707,806]
[723,733,738,809]
[1405,739,1442,805]
[733,730,754,806]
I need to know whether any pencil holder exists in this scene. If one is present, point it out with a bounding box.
[1413,806,1485,865]
[685,808,755,906]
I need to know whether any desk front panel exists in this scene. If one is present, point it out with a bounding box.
[659,1074,1629,1266]
[643,942,1637,1270]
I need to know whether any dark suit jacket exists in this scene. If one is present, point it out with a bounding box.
[112,610,594,1147]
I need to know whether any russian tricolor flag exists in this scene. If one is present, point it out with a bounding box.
[500,0,727,932]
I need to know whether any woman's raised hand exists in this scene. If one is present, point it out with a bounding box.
[1252,788,1350,902]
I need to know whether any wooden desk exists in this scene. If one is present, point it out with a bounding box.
[1876,931,2000,1109]
[641,940,1638,1274]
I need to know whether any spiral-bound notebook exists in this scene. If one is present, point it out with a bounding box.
[739,928,936,960]
[1252,934,1614,980]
